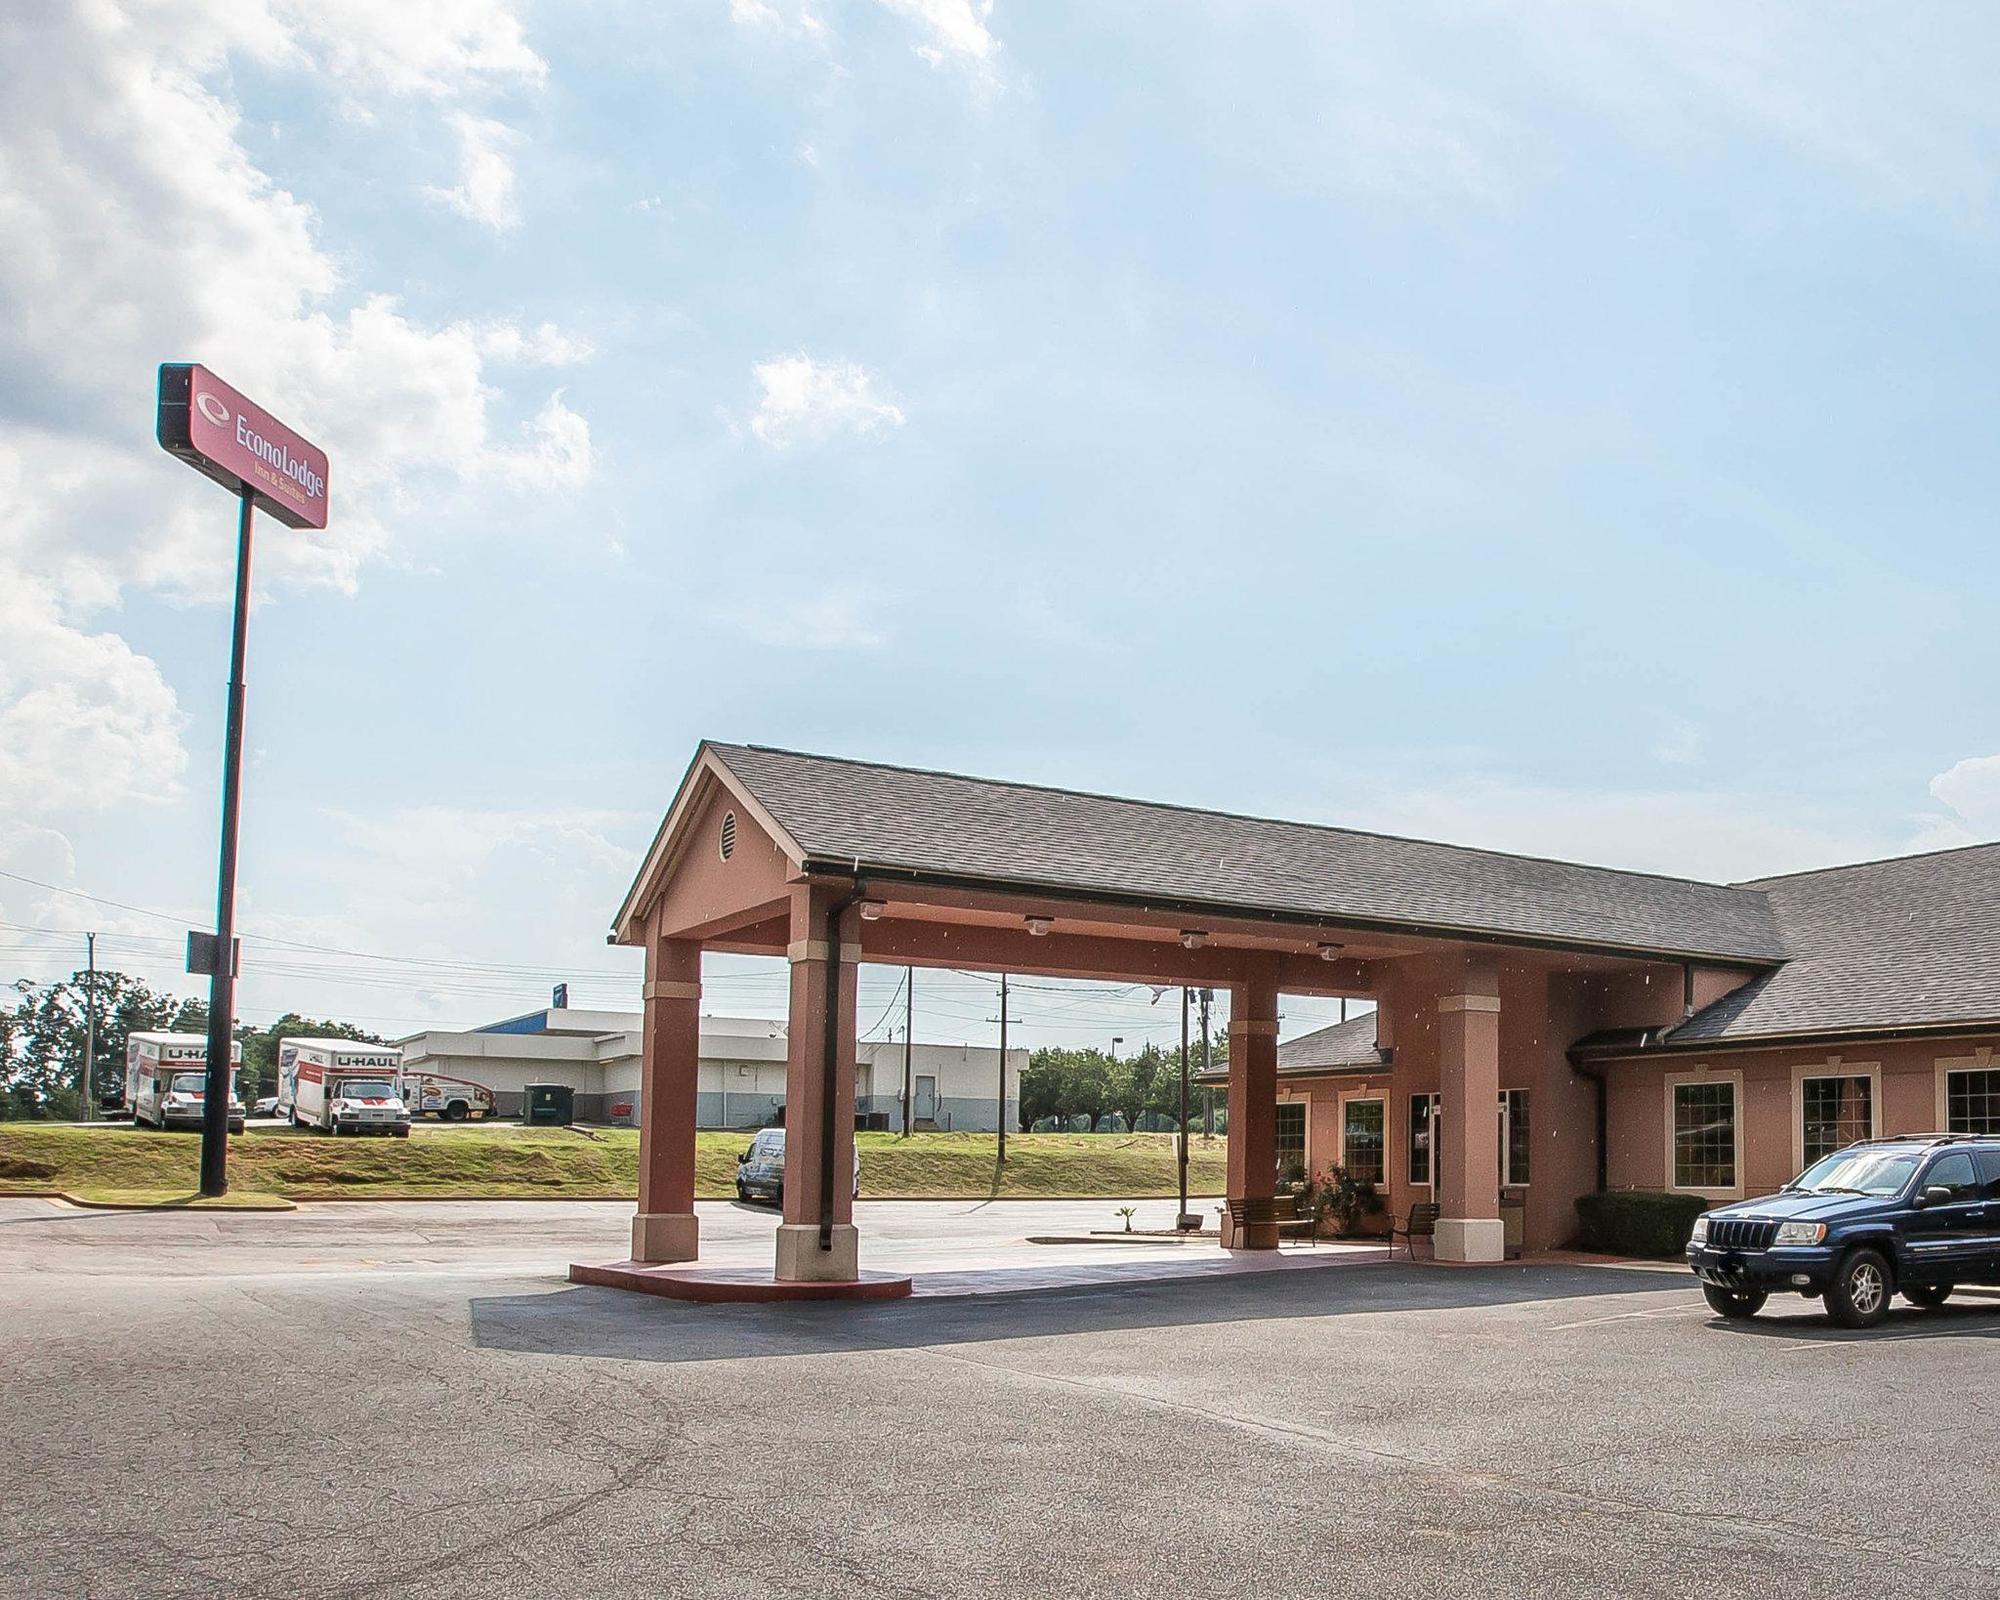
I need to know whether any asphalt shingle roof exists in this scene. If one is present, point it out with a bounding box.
[708,743,1787,963]
[1193,1012,1388,1083]
[1278,1011,1390,1072]
[1666,844,2000,1043]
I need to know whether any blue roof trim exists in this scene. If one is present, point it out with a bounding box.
[478,1011,550,1035]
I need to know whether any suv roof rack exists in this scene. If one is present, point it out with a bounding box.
[1850,1132,1992,1147]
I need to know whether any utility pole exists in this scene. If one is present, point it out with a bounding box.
[1199,987,1214,1138]
[902,965,914,1137]
[996,973,1009,1163]
[81,931,97,1122]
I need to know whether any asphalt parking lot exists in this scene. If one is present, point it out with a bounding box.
[4,1197,1998,1600]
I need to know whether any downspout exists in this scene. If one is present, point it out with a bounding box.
[821,880,867,1251]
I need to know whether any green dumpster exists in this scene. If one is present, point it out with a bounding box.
[522,1083,574,1126]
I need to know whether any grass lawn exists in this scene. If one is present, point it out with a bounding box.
[0,1122,1230,1205]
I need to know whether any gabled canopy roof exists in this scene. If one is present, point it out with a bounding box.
[657,742,1786,964]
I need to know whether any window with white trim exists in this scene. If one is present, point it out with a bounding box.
[1800,1074,1873,1165]
[1342,1098,1385,1187]
[1672,1079,1737,1189]
[1499,1088,1530,1186]
[1945,1068,2000,1136]
[1275,1101,1308,1181]
[1408,1093,1439,1188]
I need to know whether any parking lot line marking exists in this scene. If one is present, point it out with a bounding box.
[1547,1305,1703,1331]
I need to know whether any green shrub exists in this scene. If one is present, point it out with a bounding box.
[1574,1190,1707,1257]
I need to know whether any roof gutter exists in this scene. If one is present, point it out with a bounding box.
[1574,1015,2000,1064]
[797,857,1787,972]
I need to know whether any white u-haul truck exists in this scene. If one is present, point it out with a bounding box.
[278,1039,410,1137]
[127,1033,245,1133]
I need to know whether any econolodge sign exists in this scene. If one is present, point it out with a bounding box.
[157,363,329,529]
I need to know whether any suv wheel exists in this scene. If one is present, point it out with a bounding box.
[1904,1281,1953,1309]
[1701,1284,1766,1320]
[1827,1247,1893,1329]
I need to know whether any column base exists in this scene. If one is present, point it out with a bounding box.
[774,1222,860,1282]
[1434,1217,1505,1263]
[632,1211,699,1264]
[1218,1210,1279,1250]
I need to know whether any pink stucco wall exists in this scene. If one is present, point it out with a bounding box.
[1605,1035,2000,1204]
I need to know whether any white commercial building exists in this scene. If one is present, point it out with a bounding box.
[398,1005,1022,1130]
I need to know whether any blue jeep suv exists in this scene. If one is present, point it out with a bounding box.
[1686,1135,2000,1328]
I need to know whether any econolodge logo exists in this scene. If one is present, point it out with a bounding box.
[196,391,230,427]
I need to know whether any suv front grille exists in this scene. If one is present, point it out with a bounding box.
[1711,1218,1778,1252]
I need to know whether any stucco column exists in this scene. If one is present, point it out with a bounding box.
[632,932,700,1263]
[775,884,862,1281]
[1436,972,1503,1264]
[1224,963,1281,1249]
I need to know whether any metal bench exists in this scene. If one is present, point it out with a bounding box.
[1228,1194,1317,1248]
[1390,1202,1440,1261]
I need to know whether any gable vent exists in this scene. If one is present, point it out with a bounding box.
[719,810,738,861]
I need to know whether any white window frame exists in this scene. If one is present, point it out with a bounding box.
[1664,1067,1744,1200]
[1936,1047,2000,1135]
[1789,1059,1880,1174]
[1408,1092,1440,1190]
[1498,1087,1531,1188]
[1337,1090,1386,1187]
[1276,1090,1312,1177]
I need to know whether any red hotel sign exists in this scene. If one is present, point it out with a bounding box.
[157,364,329,529]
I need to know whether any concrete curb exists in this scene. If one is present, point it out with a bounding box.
[0,1188,298,1213]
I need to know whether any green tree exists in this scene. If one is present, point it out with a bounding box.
[0,972,380,1119]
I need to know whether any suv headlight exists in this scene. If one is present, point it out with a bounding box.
[1774,1221,1827,1246]
[1688,1216,1709,1245]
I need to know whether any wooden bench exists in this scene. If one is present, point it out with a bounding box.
[1227,1194,1318,1248]
[1390,1202,1441,1261]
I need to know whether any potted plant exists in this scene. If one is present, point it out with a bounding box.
[1314,1163,1382,1237]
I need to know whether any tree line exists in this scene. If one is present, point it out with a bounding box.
[0,968,382,1121]
[1018,1031,1230,1135]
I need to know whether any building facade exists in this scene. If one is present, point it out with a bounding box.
[399,1006,1021,1130]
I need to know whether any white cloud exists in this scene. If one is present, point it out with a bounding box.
[877,0,996,68]
[493,391,595,490]
[730,0,828,40]
[0,567,187,818]
[0,0,589,842]
[426,112,522,229]
[278,0,547,97]
[713,586,891,650]
[748,354,905,447]
[1915,754,2000,851]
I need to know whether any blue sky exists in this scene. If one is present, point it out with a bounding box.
[5,2,2000,1052]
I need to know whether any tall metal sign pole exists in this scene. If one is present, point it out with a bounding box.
[157,364,329,1197]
